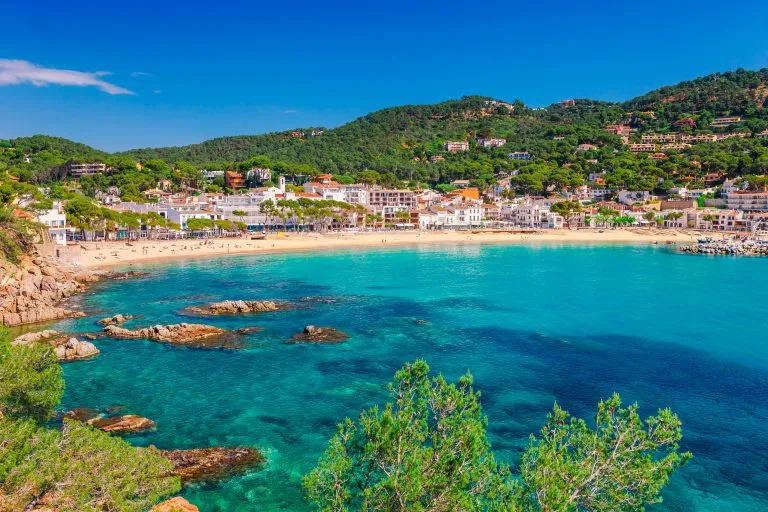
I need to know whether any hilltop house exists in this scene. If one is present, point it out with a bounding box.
[444,141,470,153]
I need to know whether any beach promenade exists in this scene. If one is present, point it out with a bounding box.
[60,228,707,268]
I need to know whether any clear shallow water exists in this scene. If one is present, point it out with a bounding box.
[54,243,768,511]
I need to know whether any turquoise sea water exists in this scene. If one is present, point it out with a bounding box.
[53,243,768,511]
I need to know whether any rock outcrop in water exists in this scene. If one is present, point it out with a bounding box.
[103,323,246,349]
[184,299,288,316]
[98,313,136,325]
[288,325,349,344]
[150,497,199,512]
[160,447,265,483]
[12,330,100,362]
[87,414,156,433]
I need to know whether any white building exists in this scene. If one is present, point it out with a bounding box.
[618,190,652,205]
[477,138,507,148]
[726,191,768,211]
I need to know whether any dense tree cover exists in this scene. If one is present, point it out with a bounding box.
[0,330,181,510]
[3,68,768,195]
[304,360,690,512]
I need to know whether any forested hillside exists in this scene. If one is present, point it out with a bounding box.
[3,68,768,195]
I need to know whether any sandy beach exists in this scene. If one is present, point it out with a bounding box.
[57,228,711,268]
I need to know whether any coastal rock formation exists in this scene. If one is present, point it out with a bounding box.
[160,447,265,483]
[64,407,101,422]
[150,497,199,512]
[184,299,288,316]
[98,313,136,325]
[0,254,89,326]
[53,337,100,361]
[103,323,244,349]
[87,414,156,433]
[288,325,349,344]
[12,330,99,362]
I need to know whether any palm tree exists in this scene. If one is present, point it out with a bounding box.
[702,214,717,231]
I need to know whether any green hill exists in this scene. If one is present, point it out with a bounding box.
[3,67,768,191]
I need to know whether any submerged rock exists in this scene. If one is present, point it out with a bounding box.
[151,497,199,512]
[103,323,241,349]
[160,446,265,484]
[98,313,136,325]
[184,299,289,316]
[288,325,349,344]
[64,407,101,422]
[109,270,150,281]
[87,414,156,433]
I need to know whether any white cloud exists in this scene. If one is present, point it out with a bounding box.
[153,89,162,94]
[0,59,134,95]
[131,71,153,77]
[283,109,298,114]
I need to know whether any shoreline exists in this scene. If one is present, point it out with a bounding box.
[61,229,710,269]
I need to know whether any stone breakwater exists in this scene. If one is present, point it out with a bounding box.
[679,238,768,256]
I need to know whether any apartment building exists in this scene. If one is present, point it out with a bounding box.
[629,144,655,152]
[69,162,107,177]
[710,117,742,127]
[476,138,507,148]
[726,191,768,211]
[368,189,417,211]
[444,141,470,153]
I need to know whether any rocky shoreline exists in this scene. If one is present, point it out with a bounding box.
[679,238,768,256]
[0,246,148,327]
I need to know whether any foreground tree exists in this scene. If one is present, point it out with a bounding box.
[519,394,691,511]
[303,360,517,512]
[0,333,63,422]
[305,361,690,512]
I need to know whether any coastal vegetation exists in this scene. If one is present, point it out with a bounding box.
[304,360,690,512]
[0,328,181,511]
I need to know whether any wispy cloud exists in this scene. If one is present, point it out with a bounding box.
[131,71,153,77]
[283,109,298,114]
[153,89,162,94]
[0,59,134,95]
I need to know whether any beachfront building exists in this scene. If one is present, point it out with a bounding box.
[69,162,107,177]
[512,200,563,228]
[368,189,417,212]
[167,209,222,230]
[726,191,768,211]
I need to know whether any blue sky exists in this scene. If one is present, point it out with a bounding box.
[2,0,767,152]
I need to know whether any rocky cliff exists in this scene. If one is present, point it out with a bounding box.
[0,249,96,327]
